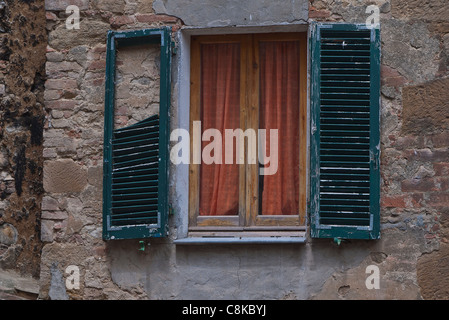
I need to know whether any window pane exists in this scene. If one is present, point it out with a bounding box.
[259,40,300,215]
[199,43,240,216]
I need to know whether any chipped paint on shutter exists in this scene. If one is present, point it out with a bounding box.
[310,23,380,240]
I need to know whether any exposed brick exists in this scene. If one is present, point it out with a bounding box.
[135,14,178,23]
[308,6,331,19]
[404,149,449,163]
[408,193,424,208]
[87,60,106,71]
[429,131,449,149]
[429,193,449,207]
[401,178,437,192]
[381,195,407,208]
[381,65,408,88]
[438,177,449,191]
[110,15,135,28]
[382,193,424,208]
[434,163,449,176]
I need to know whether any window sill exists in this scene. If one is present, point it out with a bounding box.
[174,235,307,245]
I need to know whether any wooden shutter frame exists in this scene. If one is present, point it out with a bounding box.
[309,22,381,240]
[103,28,172,240]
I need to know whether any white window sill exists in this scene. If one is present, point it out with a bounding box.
[174,236,307,245]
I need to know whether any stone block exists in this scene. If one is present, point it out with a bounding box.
[417,243,449,299]
[87,166,103,189]
[45,79,78,90]
[153,0,308,27]
[42,196,60,211]
[42,211,69,220]
[41,220,55,242]
[392,0,449,22]
[45,0,89,11]
[92,0,126,13]
[0,224,18,245]
[381,19,440,85]
[402,78,449,135]
[48,20,110,51]
[43,159,88,193]
[45,100,77,110]
[136,0,155,14]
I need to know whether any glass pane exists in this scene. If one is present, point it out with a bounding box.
[259,40,300,215]
[199,43,240,216]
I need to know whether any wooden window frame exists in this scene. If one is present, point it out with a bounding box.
[188,32,307,237]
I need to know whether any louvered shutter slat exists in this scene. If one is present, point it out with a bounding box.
[110,114,160,227]
[310,23,380,240]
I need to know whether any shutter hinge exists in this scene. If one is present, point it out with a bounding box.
[171,41,177,55]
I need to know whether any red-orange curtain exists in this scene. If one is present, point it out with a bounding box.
[259,40,300,215]
[199,43,240,216]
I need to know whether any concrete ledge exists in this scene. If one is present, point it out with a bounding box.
[153,0,308,27]
[174,236,307,245]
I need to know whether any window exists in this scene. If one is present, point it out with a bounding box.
[188,33,308,237]
[102,28,172,240]
[101,23,381,242]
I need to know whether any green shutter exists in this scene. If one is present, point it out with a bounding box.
[103,28,171,240]
[310,23,380,240]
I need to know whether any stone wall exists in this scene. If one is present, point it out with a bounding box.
[310,0,449,299]
[37,0,449,300]
[0,0,47,278]
[40,0,181,300]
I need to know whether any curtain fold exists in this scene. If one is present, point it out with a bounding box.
[259,40,300,215]
[199,43,240,216]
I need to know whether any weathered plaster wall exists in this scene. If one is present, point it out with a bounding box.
[39,0,449,300]
[0,0,47,278]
